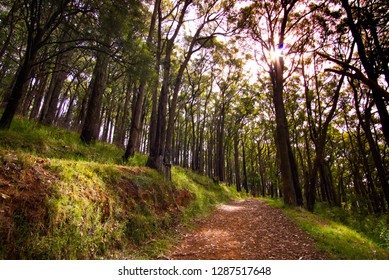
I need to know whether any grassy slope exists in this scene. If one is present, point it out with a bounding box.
[263,198,389,260]
[0,118,242,259]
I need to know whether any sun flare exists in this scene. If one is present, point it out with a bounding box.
[269,44,285,61]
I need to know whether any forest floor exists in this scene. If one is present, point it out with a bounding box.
[167,199,328,260]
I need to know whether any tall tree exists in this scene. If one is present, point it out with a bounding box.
[80,41,111,144]
[234,0,307,206]
[164,0,227,170]
[147,0,193,177]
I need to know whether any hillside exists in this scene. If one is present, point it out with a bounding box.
[0,119,241,259]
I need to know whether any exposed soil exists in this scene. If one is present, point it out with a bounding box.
[168,199,328,260]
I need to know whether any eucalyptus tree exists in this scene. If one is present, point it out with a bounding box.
[349,80,388,212]
[180,53,213,173]
[225,78,256,191]
[164,0,228,170]
[293,3,356,211]
[301,53,349,211]
[182,48,216,174]
[208,43,244,182]
[39,27,76,125]
[231,0,320,206]
[146,0,192,177]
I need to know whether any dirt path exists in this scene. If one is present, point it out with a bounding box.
[168,199,327,260]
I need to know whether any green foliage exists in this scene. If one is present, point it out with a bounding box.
[314,203,389,250]
[263,198,389,259]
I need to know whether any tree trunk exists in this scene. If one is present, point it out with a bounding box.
[30,73,49,120]
[124,0,160,160]
[146,39,173,172]
[352,82,389,211]
[183,106,189,169]
[208,122,214,178]
[80,49,110,144]
[40,48,73,125]
[271,58,300,206]
[0,53,35,129]
[214,100,226,182]
[190,101,197,171]
[257,142,267,197]
[21,75,36,117]
[114,81,132,147]
[164,20,210,167]
[124,83,145,159]
[234,133,241,192]
[242,140,248,193]
[265,1,303,206]
[147,0,192,178]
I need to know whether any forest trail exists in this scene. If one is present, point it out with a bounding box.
[168,199,327,260]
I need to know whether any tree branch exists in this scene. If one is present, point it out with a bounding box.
[318,52,389,99]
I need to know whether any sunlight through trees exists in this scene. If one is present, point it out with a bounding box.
[0,0,388,214]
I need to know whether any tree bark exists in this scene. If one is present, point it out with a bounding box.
[0,51,36,129]
[30,72,49,120]
[265,1,302,206]
[351,82,389,211]
[80,48,110,144]
[216,102,226,182]
[242,140,249,193]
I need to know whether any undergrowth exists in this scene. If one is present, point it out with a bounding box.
[262,198,389,259]
[313,202,389,250]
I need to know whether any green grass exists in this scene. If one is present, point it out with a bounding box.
[0,116,131,165]
[262,198,389,259]
[173,166,244,222]
[313,202,389,250]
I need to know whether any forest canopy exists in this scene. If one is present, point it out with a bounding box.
[0,0,388,214]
